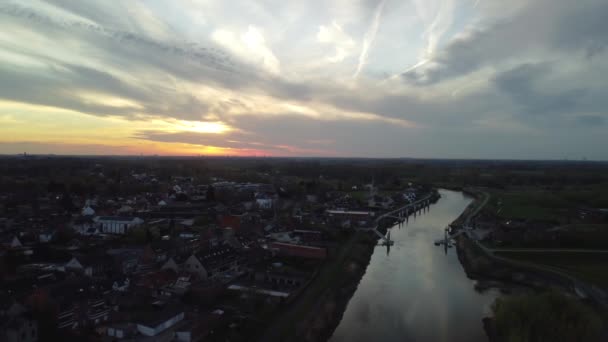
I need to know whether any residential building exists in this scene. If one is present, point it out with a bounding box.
[184,246,242,281]
[270,242,327,259]
[94,216,144,235]
[136,309,184,337]
[58,298,111,330]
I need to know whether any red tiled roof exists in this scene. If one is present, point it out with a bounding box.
[270,242,327,259]
[219,215,241,230]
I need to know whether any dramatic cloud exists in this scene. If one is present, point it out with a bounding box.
[0,0,607,159]
[401,0,608,85]
[492,63,586,118]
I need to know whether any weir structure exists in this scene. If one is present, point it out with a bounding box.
[358,193,436,245]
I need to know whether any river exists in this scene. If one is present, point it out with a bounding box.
[329,189,500,342]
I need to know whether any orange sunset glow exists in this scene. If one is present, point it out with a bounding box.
[0,0,607,159]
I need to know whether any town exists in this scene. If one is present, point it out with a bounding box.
[0,156,438,341]
[2,156,608,341]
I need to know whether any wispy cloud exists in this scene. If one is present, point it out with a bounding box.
[0,2,238,73]
[353,0,386,79]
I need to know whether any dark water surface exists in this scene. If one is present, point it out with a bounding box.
[329,190,499,342]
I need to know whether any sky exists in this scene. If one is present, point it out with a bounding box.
[0,0,607,159]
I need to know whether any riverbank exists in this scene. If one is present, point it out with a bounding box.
[292,232,376,342]
[257,231,376,342]
[452,189,533,282]
[452,189,608,341]
[453,190,607,295]
[258,190,440,342]
[453,190,571,290]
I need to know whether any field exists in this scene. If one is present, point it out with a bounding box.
[484,186,608,222]
[556,224,608,249]
[496,251,608,289]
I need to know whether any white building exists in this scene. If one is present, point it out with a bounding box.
[73,217,97,235]
[10,236,22,248]
[64,257,93,277]
[82,206,95,216]
[256,198,273,209]
[268,231,300,244]
[39,231,54,243]
[94,216,144,235]
[117,205,134,214]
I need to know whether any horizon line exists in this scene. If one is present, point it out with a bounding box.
[1,153,606,163]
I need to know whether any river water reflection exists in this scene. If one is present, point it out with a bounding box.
[329,190,499,342]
